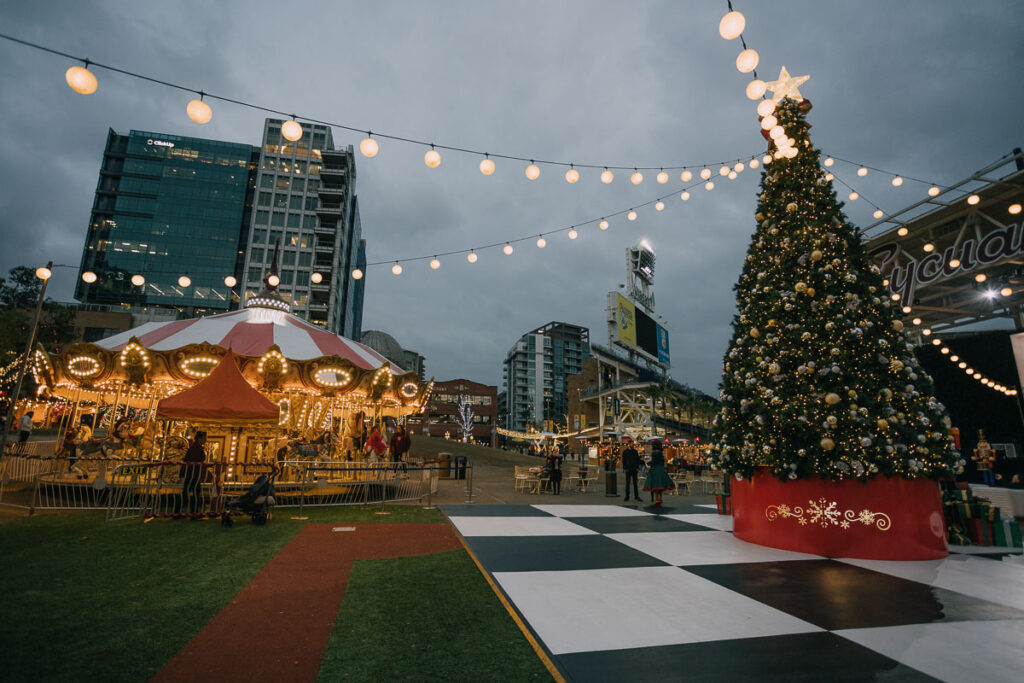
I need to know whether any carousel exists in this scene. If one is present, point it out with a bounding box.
[29,264,432,484]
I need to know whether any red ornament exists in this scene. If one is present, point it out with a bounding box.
[760,128,771,141]
[799,98,813,113]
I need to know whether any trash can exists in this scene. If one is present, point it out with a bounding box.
[453,454,467,480]
[437,452,452,479]
[605,470,618,497]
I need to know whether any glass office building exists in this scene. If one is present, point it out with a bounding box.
[75,129,258,313]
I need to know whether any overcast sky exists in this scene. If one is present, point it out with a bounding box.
[0,0,1021,394]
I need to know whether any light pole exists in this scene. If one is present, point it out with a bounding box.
[1,262,52,457]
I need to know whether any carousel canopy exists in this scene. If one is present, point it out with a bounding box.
[156,350,279,423]
[95,307,401,371]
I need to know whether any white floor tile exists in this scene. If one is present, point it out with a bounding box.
[447,516,596,537]
[532,504,652,518]
[494,565,821,655]
[608,530,823,566]
[839,555,1024,612]
[663,513,733,532]
[836,620,1024,683]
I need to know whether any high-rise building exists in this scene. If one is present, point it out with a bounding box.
[75,129,259,314]
[315,148,365,338]
[502,322,590,431]
[360,330,426,377]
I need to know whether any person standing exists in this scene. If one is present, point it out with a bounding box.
[365,425,387,462]
[178,431,207,518]
[621,442,641,502]
[16,410,34,453]
[547,448,564,495]
[389,424,411,462]
[643,439,674,507]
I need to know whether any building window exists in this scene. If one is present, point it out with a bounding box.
[292,178,305,192]
[282,251,296,266]
[303,215,317,229]
[294,161,306,174]
[298,252,312,267]
[289,195,303,210]
[250,247,264,263]
[257,191,272,207]
[255,211,269,226]
[287,214,300,228]
[260,175,274,188]
[271,212,285,227]
[274,194,287,209]
[305,197,318,211]
[280,270,294,286]
[275,176,290,190]
[252,229,267,244]
[295,271,309,287]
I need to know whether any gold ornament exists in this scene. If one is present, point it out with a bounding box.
[821,438,835,451]
[877,419,889,430]
[810,250,823,262]
[805,287,815,297]
[825,393,841,405]
[892,320,904,331]
[750,328,760,338]
[786,202,798,213]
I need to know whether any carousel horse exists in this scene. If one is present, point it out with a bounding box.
[308,428,339,460]
[341,411,366,461]
[99,418,146,459]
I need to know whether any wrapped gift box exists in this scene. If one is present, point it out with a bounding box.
[716,493,731,515]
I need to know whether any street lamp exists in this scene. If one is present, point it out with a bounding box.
[1,261,52,457]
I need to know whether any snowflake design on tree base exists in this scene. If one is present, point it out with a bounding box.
[766,499,891,531]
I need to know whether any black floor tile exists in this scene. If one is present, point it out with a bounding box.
[464,534,668,573]
[440,504,552,517]
[685,559,1024,630]
[566,515,714,534]
[556,632,937,683]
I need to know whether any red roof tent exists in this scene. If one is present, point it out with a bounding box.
[156,350,279,424]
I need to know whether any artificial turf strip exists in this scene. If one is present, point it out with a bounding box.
[317,550,553,682]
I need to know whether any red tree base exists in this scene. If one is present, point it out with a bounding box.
[731,471,948,560]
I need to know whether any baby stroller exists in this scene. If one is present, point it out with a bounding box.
[221,473,276,527]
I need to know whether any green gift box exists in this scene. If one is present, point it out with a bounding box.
[993,521,1008,547]
[1009,522,1023,548]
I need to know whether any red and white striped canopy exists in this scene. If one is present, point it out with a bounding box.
[95,308,401,371]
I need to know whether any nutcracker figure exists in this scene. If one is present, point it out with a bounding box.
[973,429,995,485]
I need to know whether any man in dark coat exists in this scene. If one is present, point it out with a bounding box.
[621,442,642,502]
[389,424,411,462]
[178,431,207,517]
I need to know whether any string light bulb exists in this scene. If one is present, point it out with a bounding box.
[467,251,478,263]
[65,65,98,94]
[700,167,712,180]
[504,243,514,255]
[975,273,987,283]
[762,155,772,165]
[928,186,941,197]
[311,272,323,283]
[430,257,441,270]
[655,201,665,211]
[479,156,495,175]
[35,266,51,280]
[568,228,579,239]
[631,170,644,185]
[627,210,637,221]
[424,147,441,168]
[281,120,303,142]
[749,158,759,168]
[825,173,834,181]
[680,191,690,201]
[873,209,884,219]
[224,275,237,287]
[848,192,859,201]
[967,194,980,205]
[601,168,614,184]
[525,163,540,180]
[1009,204,1022,215]
[681,170,693,182]
[705,181,715,191]
[352,268,363,279]
[599,220,609,230]
[81,271,97,284]
[719,11,746,40]
[857,167,868,177]
[897,226,909,236]
[565,166,579,183]
[745,79,767,100]
[948,258,961,268]
[186,98,212,124]
[719,165,731,176]
[178,275,192,288]
[891,176,903,187]
[536,236,547,248]
[131,274,145,286]
[728,171,737,180]
[1001,287,1013,297]
[736,48,759,73]
[923,243,935,253]
[391,262,403,275]
[824,157,834,167]
[912,317,922,325]
[359,135,379,158]
[657,171,668,184]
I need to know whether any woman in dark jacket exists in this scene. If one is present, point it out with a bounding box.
[178,431,207,517]
[546,448,564,495]
[643,439,674,506]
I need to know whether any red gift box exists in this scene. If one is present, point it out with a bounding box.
[716,493,732,515]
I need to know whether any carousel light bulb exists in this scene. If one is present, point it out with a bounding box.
[700,167,712,180]
[857,167,869,177]
[873,209,884,219]
[897,226,909,236]
[627,211,637,221]
[923,242,935,253]
[967,194,980,205]
[467,251,478,263]
[824,157,834,167]
[719,10,745,39]
[631,171,644,185]
[35,266,51,280]
[359,136,379,157]
[975,273,987,283]
[681,170,693,182]
[265,274,278,287]
[430,258,441,270]
[736,48,759,73]
[503,243,514,255]
[601,169,614,184]
[657,171,668,184]
[848,192,859,201]
[928,186,941,197]
[1002,286,1013,297]
[537,236,547,248]
[178,275,192,287]
[745,79,767,100]
[568,228,579,239]
[186,98,212,124]
[719,165,730,176]
[424,148,442,168]
[310,272,323,283]
[680,191,690,201]
[223,275,237,287]
[81,271,97,284]
[1009,204,1022,215]
[479,157,495,175]
[728,171,738,180]
[655,201,665,211]
[65,65,98,94]
[565,167,580,183]
[599,220,609,230]
[912,317,922,325]
[352,268,363,279]
[391,262,403,275]
[131,274,145,286]
[705,181,715,191]
[749,157,759,168]
[281,120,303,141]
[525,163,540,180]
[892,176,904,187]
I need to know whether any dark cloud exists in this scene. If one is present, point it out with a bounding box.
[0,0,1019,394]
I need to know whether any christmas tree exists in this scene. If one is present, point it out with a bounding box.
[710,96,963,483]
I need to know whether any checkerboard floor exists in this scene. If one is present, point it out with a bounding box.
[442,503,1024,682]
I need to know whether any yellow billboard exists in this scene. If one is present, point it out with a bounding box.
[615,293,636,347]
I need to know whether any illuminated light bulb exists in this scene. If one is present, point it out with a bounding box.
[655,201,665,211]
[35,266,52,280]
[352,269,363,279]
[912,317,922,325]
[131,274,145,286]
[873,209,884,219]
[967,194,980,205]
[932,338,942,346]
[700,168,712,180]
[681,170,693,182]
[974,372,982,379]
[429,258,441,270]
[81,271,97,284]
[187,99,212,124]
[857,167,868,177]
[891,293,901,301]
[503,243,514,255]
[749,158,759,169]
[719,10,746,40]
[705,181,715,191]
[922,328,932,336]
[950,355,959,362]
[424,148,442,168]
[773,150,785,160]
[479,157,495,175]
[601,169,614,184]
[769,126,785,139]
[734,162,745,172]
[728,171,737,180]
[762,154,772,165]
[975,273,987,283]
[65,65,98,94]
[599,220,609,230]
[680,191,690,201]
[897,226,909,236]
[568,228,579,239]
[631,170,644,185]
[178,275,192,288]
[941,347,950,354]
[224,275,237,287]
[565,166,580,183]
[736,48,759,73]
[657,171,669,184]
[719,165,730,176]
[627,211,637,221]
[265,274,278,287]
[467,252,478,263]
[923,243,935,253]
[928,186,941,197]
[757,99,776,117]
[525,163,540,180]
[902,305,912,314]
[891,176,903,187]
[784,147,798,159]
[1002,287,1013,297]
[359,136,379,157]
[848,192,859,201]
[958,362,967,368]
[824,173,834,181]
[310,272,323,284]
[281,120,303,141]
[824,157,834,167]
[537,236,546,248]
[745,79,766,100]
[1009,204,1022,215]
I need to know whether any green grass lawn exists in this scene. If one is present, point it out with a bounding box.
[318,550,552,682]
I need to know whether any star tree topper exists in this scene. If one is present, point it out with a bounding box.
[766,66,810,103]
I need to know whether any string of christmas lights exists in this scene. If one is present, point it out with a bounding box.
[927,339,1019,396]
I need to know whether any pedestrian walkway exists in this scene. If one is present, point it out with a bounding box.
[443,503,1024,682]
